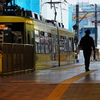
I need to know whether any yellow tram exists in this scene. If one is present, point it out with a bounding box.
[0,10,74,73]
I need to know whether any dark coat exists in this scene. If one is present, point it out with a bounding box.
[79,34,95,51]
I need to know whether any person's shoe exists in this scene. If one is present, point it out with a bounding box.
[86,69,90,72]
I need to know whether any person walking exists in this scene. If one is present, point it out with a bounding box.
[79,29,95,71]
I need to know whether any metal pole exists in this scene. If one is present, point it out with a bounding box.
[95,4,97,47]
[53,3,57,21]
[76,4,79,37]
[75,4,79,63]
[57,27,60,66]
[50,0,52,9]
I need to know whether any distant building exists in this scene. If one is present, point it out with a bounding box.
[72,2,100,27]
[68,5,73,31]
[10,0,40,13]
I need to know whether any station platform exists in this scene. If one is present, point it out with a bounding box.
[0,61,100,100]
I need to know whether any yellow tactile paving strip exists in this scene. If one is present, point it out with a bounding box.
[62,70,96,83]
[46,70,96,100]
[52,64,84,72]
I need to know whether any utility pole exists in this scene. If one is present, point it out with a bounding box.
[95,4,97,47]
[73,4,79,63]
[73,4,79,46]
[73,4,79,45]
[76,4,79,38]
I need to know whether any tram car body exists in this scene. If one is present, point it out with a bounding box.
[0,10,74,71]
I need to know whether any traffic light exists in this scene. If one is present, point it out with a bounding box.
[74,39,78,43]
[73,24,78,30]
[74,35,78,44]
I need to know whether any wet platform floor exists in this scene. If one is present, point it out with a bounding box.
[0,61,100,100]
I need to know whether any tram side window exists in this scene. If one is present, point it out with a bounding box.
[27,31,34,44]
[69,37,73,52]
[35,30,40,53]
[55,35,58,53]
[35,30,57,54]
[44,33,49,53]
[60,36,67,53]
[48,33,52,53]
[72,38,74,52]
[40,31,45,53]
[63,36,67,52]
[3,30,22,43]
[1,23,24,44]
[52,34,57,53]
[65,34,69,51]
[31,31,34,44]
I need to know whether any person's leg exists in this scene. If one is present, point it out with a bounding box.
[83,50,91,71]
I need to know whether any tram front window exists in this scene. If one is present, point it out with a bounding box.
[0,23,24,43]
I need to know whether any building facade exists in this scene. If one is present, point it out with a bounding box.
[11,0,40,13]
[72,2,100,27]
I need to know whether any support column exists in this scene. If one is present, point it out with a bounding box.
[95,4,97,47]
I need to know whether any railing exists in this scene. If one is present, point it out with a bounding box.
[0,43,35,76]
